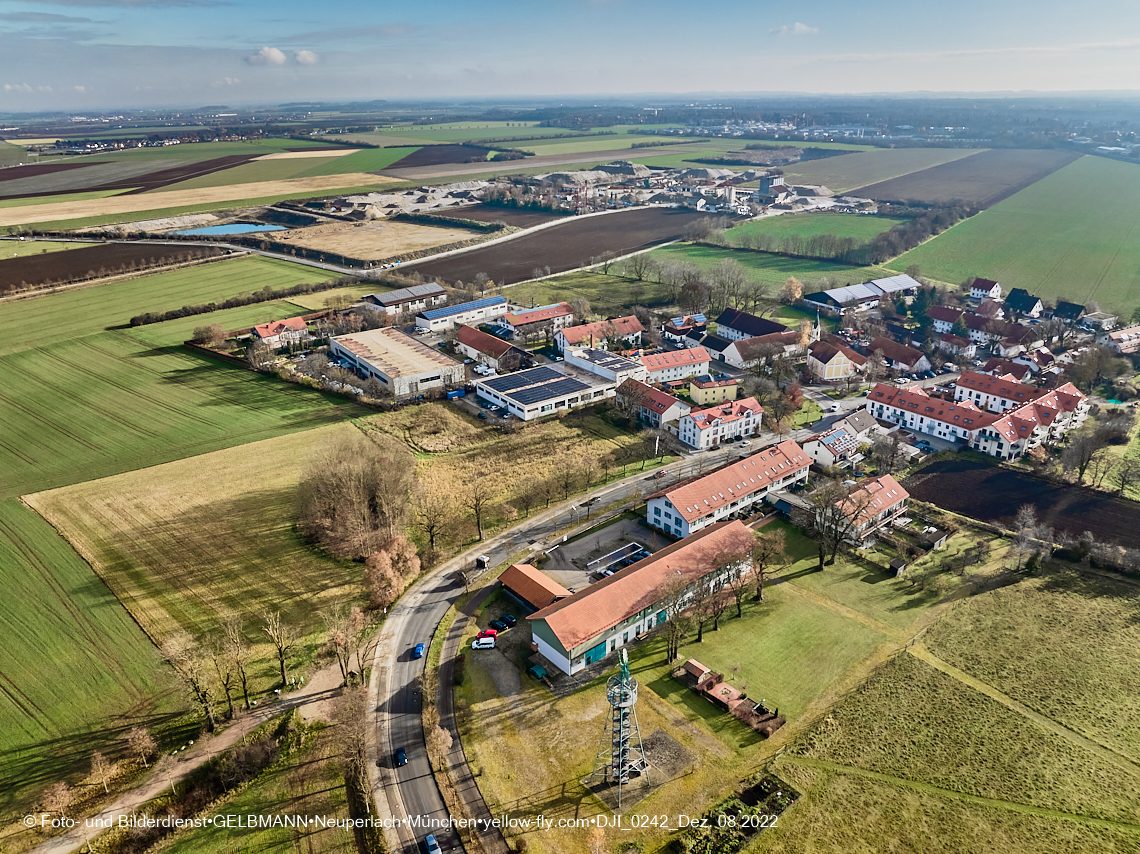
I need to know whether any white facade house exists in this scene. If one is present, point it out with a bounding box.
[969,278,1002,301]
[252,317,309,348]
[639,347,711,382]
[647,440,811,538]
[678,397,764,449]
[555,316,643,353]
[713,308,788,342]
[615,379,691,428]
[415,296,509,331]
[562,349,647,384]
[363,283,447,316]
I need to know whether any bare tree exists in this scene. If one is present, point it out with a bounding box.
[1061,429,1108,483]
[40,782,72,818]
[209,636,237,721]
[570,297,592,322]
[624,252,654,282]
[127,726,158,769]
[1087,449,1115,490]
[161,633,219,732]
[749,527,787,600]
[871,433,907,475]
[793,481,864,571]
[592,251,616,274]
[688,579,715,643]
[659,576,691,663]
[262,611,297,689]
[706,588,732,632]
[412,474,454,559]
[556,466,577,499]
[465,478,495,541]
[90,751,117,794]
[223,613,253,711]
[333,686,373,815]
[1112,457,1140,497]
[322,601,357,684]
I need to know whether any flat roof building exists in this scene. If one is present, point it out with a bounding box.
[562,348,647,384]
[474,365,613,420]
[415,295,509,331]
[330,327,465,398]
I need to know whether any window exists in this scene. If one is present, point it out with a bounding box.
[654,507,661,517]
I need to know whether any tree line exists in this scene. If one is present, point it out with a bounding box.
[129,276,355,326]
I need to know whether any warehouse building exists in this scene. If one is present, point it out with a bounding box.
[414,296,510,331]
[330,327,464,398]
[474,365,613,420]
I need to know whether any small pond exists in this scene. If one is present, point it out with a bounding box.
[173,223,287,236]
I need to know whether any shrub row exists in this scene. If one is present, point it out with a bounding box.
[129,277,355,326]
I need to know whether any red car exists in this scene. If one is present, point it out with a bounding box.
[477,628,498,639]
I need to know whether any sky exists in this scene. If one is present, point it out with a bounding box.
[1,0,1139,111]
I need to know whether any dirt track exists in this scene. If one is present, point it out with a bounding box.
[0,174,396,228]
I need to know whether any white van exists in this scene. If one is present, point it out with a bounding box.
[471,637,496,650]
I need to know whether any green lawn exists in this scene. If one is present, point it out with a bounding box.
[125,299,310,347]
[893,155,1140,311]
[727,212,905,246]
[0,499,179,819]
[648,243,898,291]
[779,148,983,194]
[0,239,85,257]
[511,269,668,313]
[0,255,331,356]
[0,189,127,209]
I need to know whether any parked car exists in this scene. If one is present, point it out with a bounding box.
[828,404,840,412]
[895,377,909,385]
[412,643,425,659]
[500,614,517,627]
[395,747,407,766]
[489,619,507,631]
[654,469,668,478]
[477,412,488,420]
[471,637,496,650]
[740,440,752,447]
[477,628,498,639]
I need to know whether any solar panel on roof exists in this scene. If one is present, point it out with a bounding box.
[509,377,592,406]
[692,314,707,323]
[421,296,506,321]
[482,366,561,392]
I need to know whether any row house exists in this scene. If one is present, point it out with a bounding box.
[615,378,690,428]
[555,315,644,353]
[841,475,910,543]
[647,440,811,538]
[678,397,764,449]
[639,346,711,382]
[499,302,575,339]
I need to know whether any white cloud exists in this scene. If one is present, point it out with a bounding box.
[772,22,818,37]
[211,76,239,87]
[246,46,286,65]
[4,83,34,92]
[294,49,318,65]
[73,84,86,91]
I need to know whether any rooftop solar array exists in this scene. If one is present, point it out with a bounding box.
[420,295,506,321]
[510,376,592,406]
[483,366,561,392]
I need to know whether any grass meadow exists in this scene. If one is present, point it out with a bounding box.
[893,155,1140,310]
[778,147,983,193]
[0,255,329,355]
[726,212,906,246]
[0,239,84,257]
[0,499,179,819]
[0,140,27,167]
[0,190,128,209]
[125,299,311,346]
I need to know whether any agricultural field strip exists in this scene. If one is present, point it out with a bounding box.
[777,756,1140,833]
[908,643,1140,776]
[776,577,906,640]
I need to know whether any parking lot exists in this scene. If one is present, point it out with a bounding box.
[541,518,673,592]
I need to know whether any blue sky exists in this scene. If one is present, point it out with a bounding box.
[1,0,1138,110]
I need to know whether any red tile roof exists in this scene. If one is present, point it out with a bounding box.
[499,564,571,610]
[527,520,756,651]
[559,315,644,346]
[253,317,308,339]
[867,383,990,430]
[842,474,909,526]
[457,324,513,359]
[640,347,711,372]
[616,378,685,415]
[686,397,763,432]
[955,370,1041,405]
[503,302,573,326]
[663,440,809,524]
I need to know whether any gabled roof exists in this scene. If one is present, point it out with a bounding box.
[713,308,788,338]
[842,474,909,525]
[364,282,445,307]
[834,409,877,437]
[640,347,711,372]
[1005,288,1043,313]
[971,277,1000,292]
[527,520,756,651]
[809,340,867,366]
[1053,301,1085,321]
[457,324,513,359]
[559,315,644,346]
[685,397,763,432]
[867,383,990,430]
[420,295,507,321]
[253,316,308,339]
[955,370,1042,404]
[734,331,800,361]
[500,564,571,611]
[807,427,858,457]
[697,333,733,353]
[868,336,925,367]
[661,440,810,523]
[983,358,1032,381]
[503,302,573,326]
[616,378,685,415]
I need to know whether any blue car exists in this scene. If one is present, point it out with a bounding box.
[413,643,425,659]
[425,835,442,854]
[395,747,407,766]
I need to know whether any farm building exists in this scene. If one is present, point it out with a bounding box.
[802,274,921,316]
[252,316,309,348]
[806,340,866,381]
[415,295,509,332]
[329,327,465,398]
[362,282,447,316]
[455,325,529,372]
[639,347,711,382]
[713,308,788,342]
[689,375,738,406]
[729,331,805,370]
[969,278,1003,300]
[661,314,707,345]
[646,440,811,538]
[555,315,644,353]
[474,365,613,421]
[499,564,571,613]
[615,378,690,428]
[498,303,575,340]
[527,520,756,675]
[678,398,764,450]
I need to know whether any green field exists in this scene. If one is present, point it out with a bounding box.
[0,140,28,167]
[648,243,899,291]
[726,212,906,246]
[0,239,85,257]
[894,155,1140,311]
[0,189,127,209]
[0,499,177,818]
[0,255,330,355]
[125,299,310,347]
[779,147,983,193]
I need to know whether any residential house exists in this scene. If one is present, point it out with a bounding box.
[499,302,575,340]
[935,333,977,359]
[646,441,811,538]
[1004,288,1044,318]
[678,397,764,449]
[1101,325,1140,354]
[555,315,644,353]
[252,316,309,347]
[689,375,738,406]
[662,314,708,345]
[927,306,1039,350]
[953,371,1044,414]
[455,325,528,372]
[841,475,910,543]
[730,331,804,370]
[832,409,879,443]
[639,347,711,382]
[802,426,861,468]
[969,278,1003,300]
[713,308,788,342]
[867,336,931,373]
[975,299,1006,320]
[527,520,757,675]
[1052,301,1085,324]
[982,358,1033,381]
[362,282,447,316]
[807,340,866,381]
[615,378,690,428]
[499,563,571,614]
